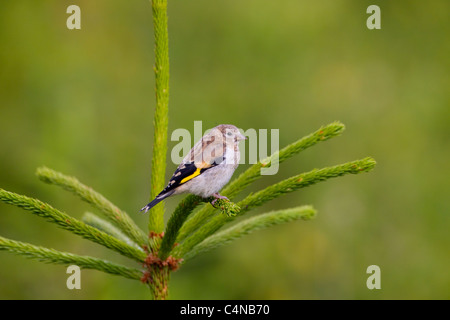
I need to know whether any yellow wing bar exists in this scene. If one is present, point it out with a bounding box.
[180,167,202,184]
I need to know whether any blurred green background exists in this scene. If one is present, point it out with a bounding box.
[0,0,448,299]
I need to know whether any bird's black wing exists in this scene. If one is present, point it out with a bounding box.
[160,156,224,194]
[161,161,201,194]
[140,158,224,213]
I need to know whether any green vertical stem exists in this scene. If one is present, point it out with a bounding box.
[148,266,170,300]
[148,0,170,233]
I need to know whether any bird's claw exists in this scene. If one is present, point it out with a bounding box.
[210,193,229,207]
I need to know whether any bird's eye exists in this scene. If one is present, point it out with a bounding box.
[227,132,233,136]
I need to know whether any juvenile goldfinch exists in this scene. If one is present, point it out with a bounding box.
[140,124,246,213]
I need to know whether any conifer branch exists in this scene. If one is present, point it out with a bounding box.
[0,236,143,280]
[158,195,202,260]
[237,157,376,212]
[82,212,142,251]
[174,157,376,258]
[0,189,147,262]
[143,0,171,299]
[36,167,147,246]
[148,0,170,234]
[177,121,345,241]
[158,195,243,260]
[207,197,241,217]
[184,205,316,260]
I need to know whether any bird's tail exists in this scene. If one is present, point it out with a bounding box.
[140,190,174,214]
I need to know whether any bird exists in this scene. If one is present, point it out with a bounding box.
[140,124,247,213]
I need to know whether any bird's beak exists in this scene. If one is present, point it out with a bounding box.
[237,133,247,141]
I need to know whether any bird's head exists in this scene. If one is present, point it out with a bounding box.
[215,124,247,143]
